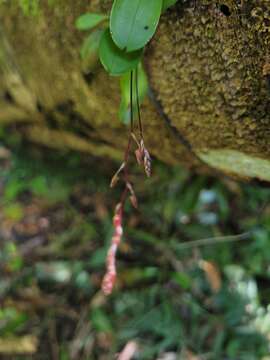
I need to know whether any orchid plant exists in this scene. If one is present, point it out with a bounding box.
[76,0,178,295]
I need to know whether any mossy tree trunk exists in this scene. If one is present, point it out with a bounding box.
[0,0,270,181]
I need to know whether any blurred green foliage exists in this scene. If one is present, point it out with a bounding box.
[0,147,269,359]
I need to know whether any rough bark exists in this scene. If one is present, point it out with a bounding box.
[0,0,269,181]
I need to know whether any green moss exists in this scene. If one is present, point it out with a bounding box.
[147,0,270,176]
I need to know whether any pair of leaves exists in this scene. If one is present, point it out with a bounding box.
[76,0,178,75]
[100,0,163,76]
[75,10,142,76]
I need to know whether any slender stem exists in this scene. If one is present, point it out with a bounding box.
[174,231,251,250]
[135,66,143,138]
[130,70,134,133]
[121,71,134,193]
[120,186,128,209]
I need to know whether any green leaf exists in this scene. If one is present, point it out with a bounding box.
[75,13,108,31]
[110,0,163,52]
[120,63,148,105]
[80,29,104,60]
[162,0,178,12]
[99,29,142,76]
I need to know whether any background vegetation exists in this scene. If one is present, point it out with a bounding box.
[0,143,269,359]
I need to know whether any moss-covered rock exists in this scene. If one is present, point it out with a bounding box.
[0,0,269,181]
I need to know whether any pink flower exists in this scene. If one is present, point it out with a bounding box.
[102,204,123,295]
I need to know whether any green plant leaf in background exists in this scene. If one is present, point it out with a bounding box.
[80,29,104,60]
[110,0,163,52]
[119,63,148,122]
[162,0,178,12]
[99,29,142,76]
[75,13,108,31]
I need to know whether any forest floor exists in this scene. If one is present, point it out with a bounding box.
[0,145,269,360]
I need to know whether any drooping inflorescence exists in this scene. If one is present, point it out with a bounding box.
[102,203,123,295]
[101,69,151,296]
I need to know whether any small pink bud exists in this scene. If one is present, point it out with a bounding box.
[135,148,143,165]
[102,272,116,296]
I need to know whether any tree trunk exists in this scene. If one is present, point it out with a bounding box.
[0,0,269,181]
